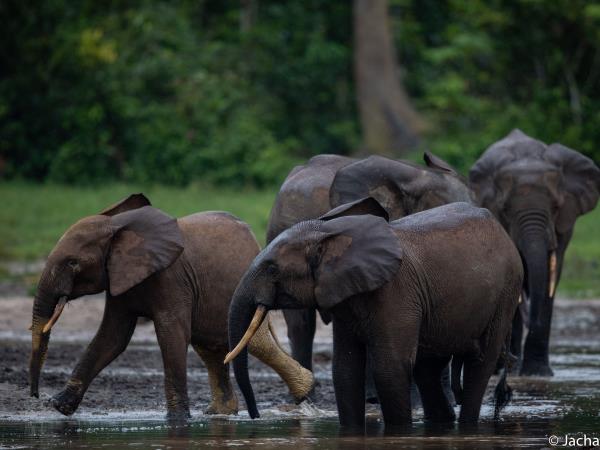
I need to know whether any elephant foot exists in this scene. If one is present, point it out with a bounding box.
[166,408,191,423]
[423,409,456,425]
[288,366,315,404]
[204,399,238,416]
[50,389,82,416]
[519,359,553,377]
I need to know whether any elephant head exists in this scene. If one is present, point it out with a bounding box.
[330,152,475,220]
[469,129,600,373]
[225,198,402,418]
[30,194,184,397]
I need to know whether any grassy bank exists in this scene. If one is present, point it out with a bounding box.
[0,182,276,260]
[1,182,599,298]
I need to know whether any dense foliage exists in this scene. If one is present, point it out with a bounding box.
[1,0,599,186]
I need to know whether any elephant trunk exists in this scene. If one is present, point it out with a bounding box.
[30,289,57,397]
[227,287,263,419]
[30,269,68,398]
[515,210,552,330]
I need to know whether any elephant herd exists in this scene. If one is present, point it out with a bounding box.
[28,130,600,431]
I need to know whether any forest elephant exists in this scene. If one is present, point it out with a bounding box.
[470,129,600,376]
[226,199,523,428]
[267,152,474,377]
[29,194,313,419]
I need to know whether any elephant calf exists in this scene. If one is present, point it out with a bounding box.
[29,194,313,419]
[226,199,523,428]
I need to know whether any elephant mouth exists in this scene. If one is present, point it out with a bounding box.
[43,296,68,333]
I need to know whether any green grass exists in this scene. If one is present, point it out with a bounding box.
[0,182,276,261]
[0,181,599,298]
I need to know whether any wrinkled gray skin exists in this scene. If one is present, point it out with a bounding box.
[30,194,312,420]
[470,129,600,376]
[230,200,523,429]
[267,152,475,376]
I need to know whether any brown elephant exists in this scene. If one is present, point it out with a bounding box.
[470,129,600,376]
[227,199,522,428]
[29,194,313,419]
[267,152,474,379]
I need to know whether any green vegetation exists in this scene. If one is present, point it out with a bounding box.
[2,1,600,185]
[1,182,599,298]
[0,182,276,261]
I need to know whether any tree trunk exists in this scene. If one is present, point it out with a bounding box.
[353,0,423,157]
[240,0,257,33]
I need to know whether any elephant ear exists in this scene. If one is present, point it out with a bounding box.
[330,155,424,219]
[547,143,600,234]
[100,193,151,216]
[424,151,457,174]
[319,197,389,221]
[314,215,402,310]
[108,206,184,296]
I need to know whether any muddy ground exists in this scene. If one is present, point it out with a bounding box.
[0,295,599,421]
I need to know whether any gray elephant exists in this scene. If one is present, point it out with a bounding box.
[29,194,313,419]
[267,152,474,374]
[470,130,600,376]
[226,199,523,428]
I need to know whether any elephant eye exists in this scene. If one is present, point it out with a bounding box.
[265,263,279,276]
[67,259,79,269]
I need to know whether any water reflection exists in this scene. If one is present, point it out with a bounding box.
[1,414,596,449]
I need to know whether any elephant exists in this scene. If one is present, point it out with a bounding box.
[226,198,523,428]
[267,152,475,375]
[470,129,600,376]
[29,194,313,419]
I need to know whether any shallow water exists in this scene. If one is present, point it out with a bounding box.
[2,338,599,450]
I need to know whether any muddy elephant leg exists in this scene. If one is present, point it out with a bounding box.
[51,300,137,416]
[193,345,237,415]
[331,317,366,430]
[414,355,456,423]
[154,317,191,420]
[247,315,314,402]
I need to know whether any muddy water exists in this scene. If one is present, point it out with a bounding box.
[1,299,599,449]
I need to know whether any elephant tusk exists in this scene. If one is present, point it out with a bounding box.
[42,296,68,334]
[548,251,557,298]
[224,305,267,364]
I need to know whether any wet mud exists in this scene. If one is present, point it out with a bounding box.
[0,296,599,448]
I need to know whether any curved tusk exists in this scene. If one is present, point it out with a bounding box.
[548,251,557,299]
[224,305,267,364]
[42,296,68,334]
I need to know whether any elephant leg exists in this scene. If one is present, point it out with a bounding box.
[458,355,497,423]
[193,345,237,415]
[154,318,191,420]
[283,308,316,371]
[365,352,379,404]
[51,300,137,416]
[414,355,456,423]
[509,307,524,373]
[441,363,455,406]
[247,316,314,402]
[369,336,417,427]
[331,317,366,430]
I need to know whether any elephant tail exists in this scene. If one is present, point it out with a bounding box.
[493,336,517,420]
[450,355,463,405]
